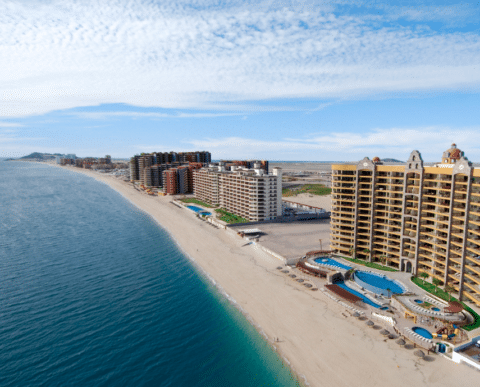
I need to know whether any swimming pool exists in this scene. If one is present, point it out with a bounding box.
[412,327,433,340]
[187,205,212,216]
[353,271,404,297]
[314,258,351,271]
[335,281,383,309]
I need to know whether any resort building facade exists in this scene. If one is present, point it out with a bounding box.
[331,145,480,307]
[193,163,282,222]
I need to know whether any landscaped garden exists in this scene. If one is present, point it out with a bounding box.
[411,276,480,331]
[340,256,398,272]
[180,198,215,208]
[282,184,331,197]
[214,208,248,224]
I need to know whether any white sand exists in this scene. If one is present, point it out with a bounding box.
[55,165,477,386]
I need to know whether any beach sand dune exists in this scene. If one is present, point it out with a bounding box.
[56,165,478,387]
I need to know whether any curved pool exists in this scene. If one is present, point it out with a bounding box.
[353,271,404,297]
[314,258,351,271]
[412,327,433,340]
[334,281,382,308]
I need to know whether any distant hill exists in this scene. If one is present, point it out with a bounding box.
[19,152,57,160]
[382,158,403,163]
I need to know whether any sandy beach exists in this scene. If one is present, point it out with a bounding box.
[55,165,478,386]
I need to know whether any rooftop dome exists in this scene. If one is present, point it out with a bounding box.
[442,143,464,164]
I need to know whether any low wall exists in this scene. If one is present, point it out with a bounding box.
[256,244,288,264]
[372,312,396,326]
[452,336,480,370]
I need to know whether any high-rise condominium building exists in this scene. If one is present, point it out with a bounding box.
[331,144,480,306]
[193,163,282,222]
[130,151,211,187]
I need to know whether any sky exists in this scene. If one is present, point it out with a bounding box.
[1,0,480,161]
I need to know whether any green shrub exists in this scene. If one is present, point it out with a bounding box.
[340,256,398,272]
[214,208,248,224]
[282,184,331,197]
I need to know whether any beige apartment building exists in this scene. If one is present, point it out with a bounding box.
[193,167,221,205]
[193,163,282,222]
[331,144,480,306]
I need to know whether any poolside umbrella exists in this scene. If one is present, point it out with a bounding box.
[388,334,396,339]
[396,339,406,345]
[366,320,374,326]
[276,266,283,270]
[353,312,360,318]
[380,329,390,336]
[414,350,425,358]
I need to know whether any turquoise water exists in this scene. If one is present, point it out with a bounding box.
[0,162,300,387]
[412,327,433,339]
[354,271,404,295]
[314,258,351,271]
[334,282,382,308]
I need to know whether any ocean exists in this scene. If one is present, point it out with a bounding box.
[0,162,301,387]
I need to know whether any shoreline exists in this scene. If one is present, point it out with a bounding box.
[45,163,478,386]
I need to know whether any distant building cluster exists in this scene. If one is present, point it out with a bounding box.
[57,154,127,171]
[130,151,211,194]
[193,161,282,222]
[220,160,269,174]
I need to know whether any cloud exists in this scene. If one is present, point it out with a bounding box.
[187,127,480,161]
[1,0,480,117]
[67,111,243,119]
[0,122,23,127]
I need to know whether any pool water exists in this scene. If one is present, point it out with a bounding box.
[354,271,404,295]
[314,258,351,271]
[412,327,433,339]
[432,307,440,312]
[335,281,382,309]
[187,205,212,216]
[414,299,423,303]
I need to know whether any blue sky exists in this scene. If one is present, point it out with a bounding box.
[1,0,480,161]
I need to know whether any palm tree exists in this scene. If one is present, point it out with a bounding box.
[419,272,429,285]
[386,288,392,298]
[432,278,441,294]
[349,247,356,259]
[445,284,455,301]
